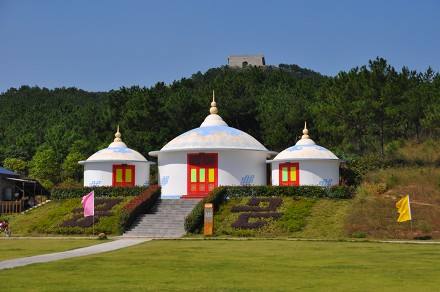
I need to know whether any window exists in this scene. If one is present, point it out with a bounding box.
[112,165,135,187]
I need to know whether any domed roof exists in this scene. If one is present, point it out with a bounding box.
[149,92,273,155]
[271,123,339,162]
[79,127,149,164]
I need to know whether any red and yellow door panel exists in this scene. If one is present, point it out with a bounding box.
[279,162,299,186]
[112,164,135,187]
[187,153,218,198]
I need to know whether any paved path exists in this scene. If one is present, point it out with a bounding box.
[0,238,149,270]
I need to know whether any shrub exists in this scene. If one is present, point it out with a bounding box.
[184,187,228,233]
[119,185,161,230]
[224,185,353,199]
[60,198,123,228]
[231,212,282,229]
[230,197,283,229]
[231,197,282,212]
[51,186,150,199]
[351,231,367,238]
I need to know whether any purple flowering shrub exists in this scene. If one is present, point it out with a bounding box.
[231,197,283,229]
[60,198,122,228]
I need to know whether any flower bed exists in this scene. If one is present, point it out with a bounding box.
[60,198,123,228]
[231,197,282,212]
[231,212,283,229]
[231,197,283,229]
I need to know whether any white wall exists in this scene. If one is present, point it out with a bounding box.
[271,160,339,186]
[218,150,267,187]
[158,150,268,198]
[157,152,187,198]
[83,162,150,187]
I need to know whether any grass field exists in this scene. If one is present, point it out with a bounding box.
[0,239,102,261]
[0,239,439,291]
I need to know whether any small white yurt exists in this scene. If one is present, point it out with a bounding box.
[79,127,152,187]
[149,92,275,199]
[268,123,341,187]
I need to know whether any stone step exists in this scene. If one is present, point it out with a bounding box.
[131,224,185,230]
[126,227,184,231]
[123,198,200,238]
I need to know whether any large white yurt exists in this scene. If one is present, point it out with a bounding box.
[79,127,152,187]
[268,123,341,187]
[149,92,275,199]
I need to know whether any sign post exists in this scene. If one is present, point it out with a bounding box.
[204,203,213,236]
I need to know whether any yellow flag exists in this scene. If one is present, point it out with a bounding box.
[396,195,412,222]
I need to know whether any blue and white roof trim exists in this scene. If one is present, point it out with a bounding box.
[268,122,340,162]
[79,127,151,164]
[149,92,275,155]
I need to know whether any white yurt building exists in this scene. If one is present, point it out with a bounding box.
[268,123,341,187]
[79,127,152,187]
[149,92,276,199]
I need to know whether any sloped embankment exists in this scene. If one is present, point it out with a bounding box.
[213,196,351,238]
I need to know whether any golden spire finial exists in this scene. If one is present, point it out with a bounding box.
[210,90,218,114]
[114,125,122,142]
[301,121,310,139]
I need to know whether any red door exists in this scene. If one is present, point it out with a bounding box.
[112,164,135,187]
[187,153,218,198]
[279,162,299,186]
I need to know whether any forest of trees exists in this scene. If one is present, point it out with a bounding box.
[0,57,439,188]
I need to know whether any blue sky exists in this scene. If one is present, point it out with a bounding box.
[1,0,439,92]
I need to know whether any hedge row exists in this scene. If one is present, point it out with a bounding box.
[184,187,228,233]
[119,185,161,230]
[51,186,150,199]
[224,185,354,199]
[184,185,353,233]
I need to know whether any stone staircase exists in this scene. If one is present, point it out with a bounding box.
[123,199,200,238]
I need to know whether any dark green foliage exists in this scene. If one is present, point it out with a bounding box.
[2,158,27,175]
[0,59,439,188]
[51,186,149,200]
[184,185,353,233]
[224,185,353,199]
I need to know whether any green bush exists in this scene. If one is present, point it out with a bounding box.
[184,187,228,233]
[224,185,353,199]
[51,186,149,199]
[184,185,353,234]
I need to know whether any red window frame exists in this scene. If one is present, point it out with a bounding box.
[279,162,299,186]
[187,153,218,197]
[112,164,135,187]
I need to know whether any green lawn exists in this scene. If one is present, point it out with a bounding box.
[0,239,102,261]
[1,240,439,291]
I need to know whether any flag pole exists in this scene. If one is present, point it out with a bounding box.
[409,195,413,236]
[92,189,95,237]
